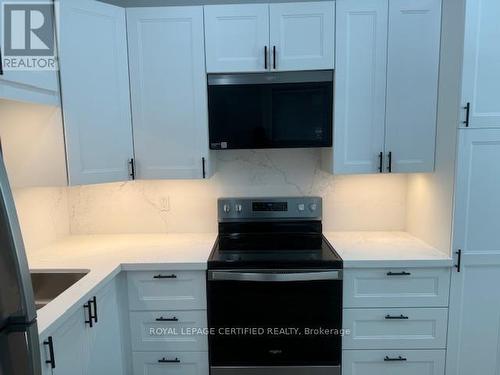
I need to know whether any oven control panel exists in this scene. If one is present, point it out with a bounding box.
[218,197,322,221]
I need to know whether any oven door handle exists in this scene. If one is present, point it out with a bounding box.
[208,270,342,282]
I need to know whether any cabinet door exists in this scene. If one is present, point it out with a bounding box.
[460,0,500,128]
[57,0,134,185]
[446,129,500,375]
[51,308,88,375]
[127,7,210,179]
[343,350,446,375]
[86,279,124,375]
[332,0,387,174]
[204,4,269,73]
[384,0,441,173]
[269,2,334,71]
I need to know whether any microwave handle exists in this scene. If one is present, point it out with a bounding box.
[208,270,342,282]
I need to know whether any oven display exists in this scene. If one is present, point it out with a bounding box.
[252,202,288,212]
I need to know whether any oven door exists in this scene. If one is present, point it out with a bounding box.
[207,269,342,375]
[207,71,333,150]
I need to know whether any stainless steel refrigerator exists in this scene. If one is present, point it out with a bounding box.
[0,154,41,375]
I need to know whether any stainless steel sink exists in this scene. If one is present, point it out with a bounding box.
[30,271,89,310]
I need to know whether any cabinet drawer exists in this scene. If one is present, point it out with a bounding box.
[343,349,445,375]
[344,268,450,308]
[132,351,208,375]
[127,271,206,311]
[130,311,208,351]
[343,308,447,349]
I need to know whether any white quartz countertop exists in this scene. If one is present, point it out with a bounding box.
[28,231,451,336]
[324,231,452,268]
[27,233,217,336]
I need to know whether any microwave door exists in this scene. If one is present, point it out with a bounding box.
[0,154,36,329]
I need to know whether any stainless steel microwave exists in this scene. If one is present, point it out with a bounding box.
[207,70,333,150]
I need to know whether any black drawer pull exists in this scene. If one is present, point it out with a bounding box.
[156,316,179,322]
[43,336,56,369]
[386,271,411,276]
[158,357,180,363]
[153,274,177,279]
[384,356,407,362]
[385,314,409,320]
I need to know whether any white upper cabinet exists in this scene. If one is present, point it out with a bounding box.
[460,0,500,128]
[384,0,441,173]
[204,4,270,73]
[204,2,334,73]
[57,0,134,185]
[324,0,442,175]
[127,6,211,179]
[269,2,335,71]
[333,0,387,174]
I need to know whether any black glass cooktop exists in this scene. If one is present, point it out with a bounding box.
[208,221,342,269]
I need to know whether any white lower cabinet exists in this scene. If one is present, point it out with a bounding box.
[343,266,450,375]
[343,350,446,375]
[86,279,124,375]
[42,308,88,375]
[39,280,125,375]
[132,352,209,375]
[127,270,209,375]
[343,308,448,349]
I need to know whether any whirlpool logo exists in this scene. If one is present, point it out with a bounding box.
[2,1,58,70]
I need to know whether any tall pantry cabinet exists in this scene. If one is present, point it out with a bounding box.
[446,1,500,374]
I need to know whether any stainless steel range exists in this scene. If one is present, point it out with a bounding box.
[207,197,343,375]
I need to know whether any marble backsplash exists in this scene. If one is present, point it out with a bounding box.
[13,149,408,248]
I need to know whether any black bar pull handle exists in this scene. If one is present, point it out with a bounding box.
[158,357,181,363]
[273,46,276,69]
[384,356,407,362]
[387,151,392,173]
[378,152,383,173]
[387,271,411,276]
[463,102,470,127]
[264,46,268,69]
[128,158,135,180]
[455,249,462,272]
[0,46,4,75]
[84,300,93,328]
[43,336,56,369]
[156,316,179,322]
[92,296,98,323]
[202,157,206,178]
[153,274,177,279]
[385,314,409,320]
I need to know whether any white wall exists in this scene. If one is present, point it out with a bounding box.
[405,0,465,256]
[0,99,67,188]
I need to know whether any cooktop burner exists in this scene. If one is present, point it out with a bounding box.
[208,197,343,270]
